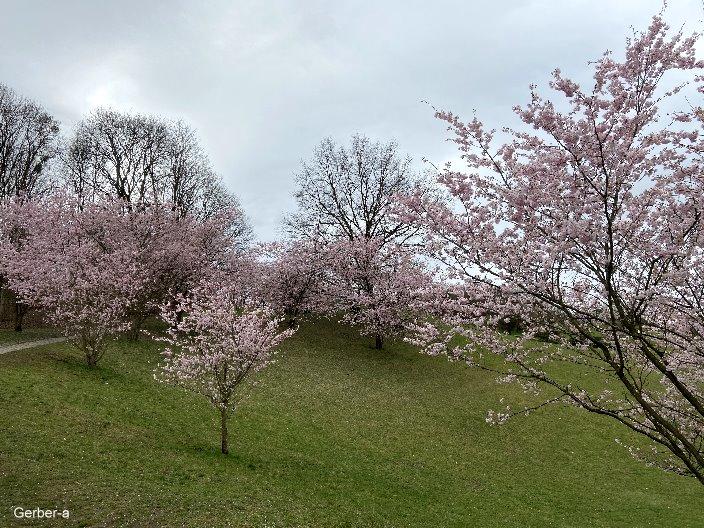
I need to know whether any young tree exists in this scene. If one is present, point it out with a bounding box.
[329,238,429,349]
[0,197,139,365]
[157,276,295,454]
[403,15,704,483]
[286,135,417,246]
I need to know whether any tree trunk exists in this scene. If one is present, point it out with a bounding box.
[0,285,6,322]
[129,317,143,341]
[84,338,100,367]
[86,352,98,368]
[14,302,27,332]
[220,408,229,454]
[375,334,383,350]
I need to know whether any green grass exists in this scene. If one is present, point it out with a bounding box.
[0,327,60,346]
[0,320,701,527]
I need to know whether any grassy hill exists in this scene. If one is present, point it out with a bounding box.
[1,320,701,527]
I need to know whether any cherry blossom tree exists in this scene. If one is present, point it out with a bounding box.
[329,238,429,349]
[0,194,245,361]
[157,276,295,454]
[284,135,435,341]
[123,203,247,340]
[402,15,704,483]
[259,240,330,327]
[0,197,140,366]
[0,83,61,330]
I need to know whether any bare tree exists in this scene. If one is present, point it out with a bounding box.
[162,121,231,219]
[63,108,251,244]
[63,109,170,206]
[286,135,426,346]
[0,83,60,330]
[0,84,59,199]
[286,135,417,245]
[64,110,240,213]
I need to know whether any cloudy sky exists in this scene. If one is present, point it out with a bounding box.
[1,0,702,240]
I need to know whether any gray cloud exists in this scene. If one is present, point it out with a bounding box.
[1,0,702,239]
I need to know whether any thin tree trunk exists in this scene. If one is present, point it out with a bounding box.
[85,340,99,367]
[129,317,144,341]
[14,302,27,332]
[375,334,383,350]
[220,408,229,454]
[0,284,6,322]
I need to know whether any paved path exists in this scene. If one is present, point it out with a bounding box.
[0,337,68,355]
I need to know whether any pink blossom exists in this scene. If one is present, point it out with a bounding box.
[402,14,704,484]
[156,276,295,454]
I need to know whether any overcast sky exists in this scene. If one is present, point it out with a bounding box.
[1,0,702,240]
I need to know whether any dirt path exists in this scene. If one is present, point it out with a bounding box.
[0,337,68,355]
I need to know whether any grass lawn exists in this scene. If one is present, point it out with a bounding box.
[0,319,701,527]
[0,327,60,346]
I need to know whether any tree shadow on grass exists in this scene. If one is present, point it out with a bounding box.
[181,443,265,473]
[51,352,129,384]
